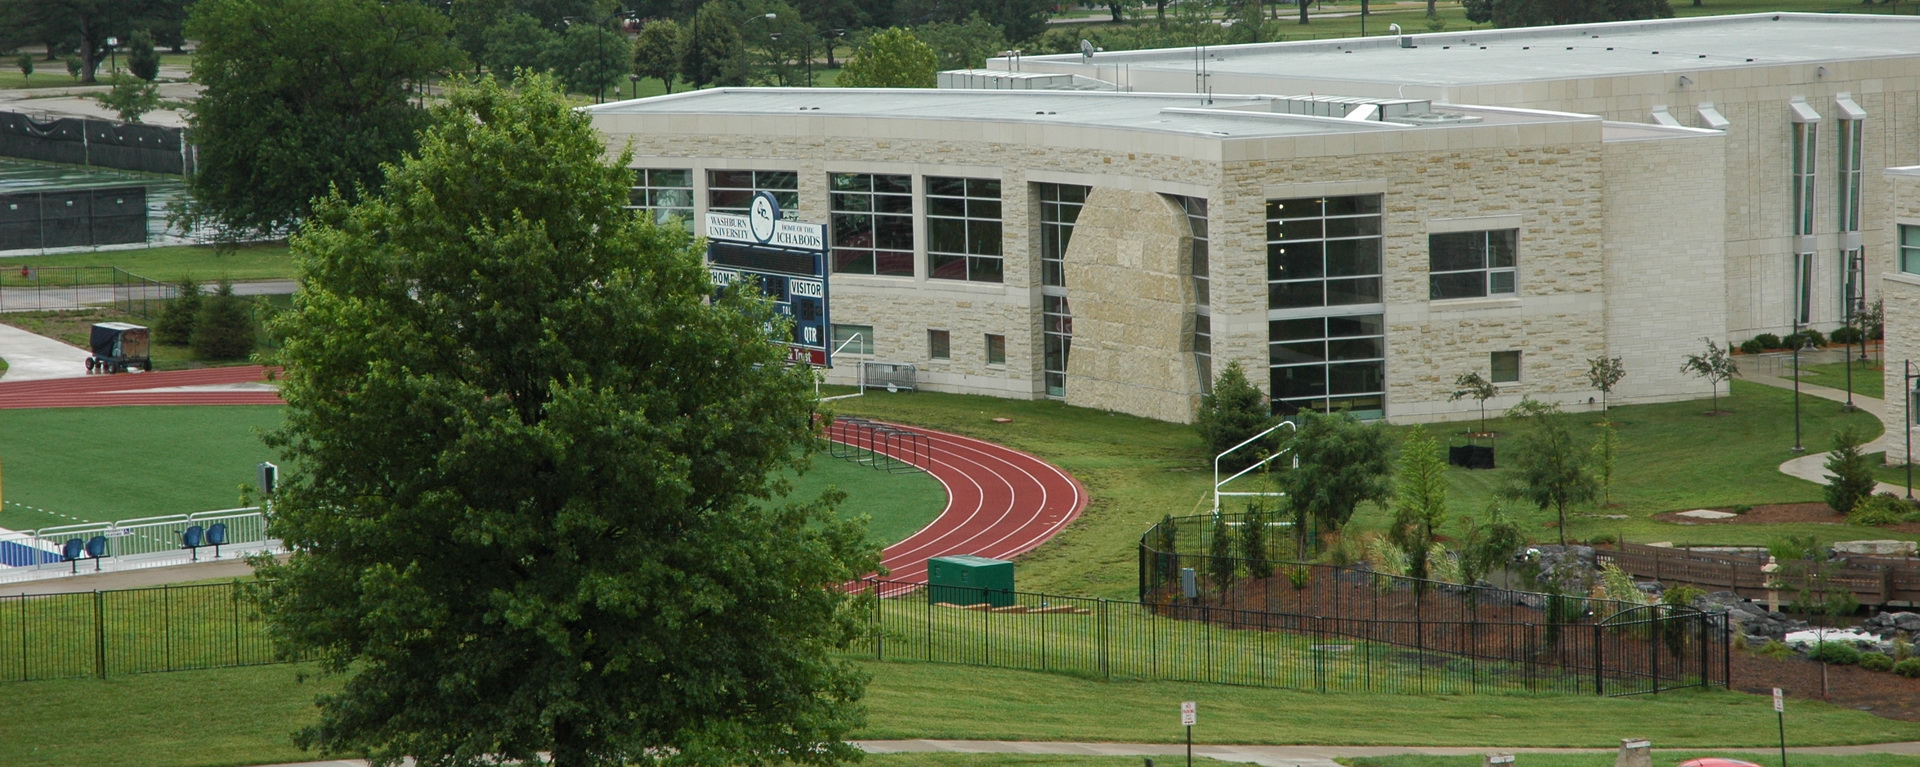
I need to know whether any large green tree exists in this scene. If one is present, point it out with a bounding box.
[680,1,743,89]
[482,12,558,81]
[631,18,685,93]
[0,0,185,83]
[184,0,460,237]
[253,74,879,767]
[838,27,936,89]
[1463,0,1672,28]
[545,21,629,100]
[1277,410,1393,557]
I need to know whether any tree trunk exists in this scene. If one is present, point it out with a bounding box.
[1299,0,1310,24]
[1428,0,1437,15]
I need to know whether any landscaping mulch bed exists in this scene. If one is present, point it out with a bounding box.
[1733,649,1920,721]
[1652,501,1920,534]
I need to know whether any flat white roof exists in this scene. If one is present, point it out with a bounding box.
[1014,13,1920,87]
[589,87,1589,139]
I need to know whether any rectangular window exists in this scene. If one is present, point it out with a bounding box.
[628,168,694,232]
[985,333,1006,365]
[1266,196,1384,311]
[1043,295,1072,397]
[1797,252,1815,325]
[830,173,914,276]
[832,323,873,356]
[1429,230,1518,300]
[1902,225,1920,275]
[926,177,1004,283]
[1842,248,1864,324]
[1837,117,1863,233]
[1792,121,1818,237]
[707,169,799,216]
[1269,312,1385,419]
[928,329,950,360]
[1491,351,1521,384]
[1171,194,1212,393]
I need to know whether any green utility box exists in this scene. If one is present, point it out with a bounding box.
[927,555,1015,607]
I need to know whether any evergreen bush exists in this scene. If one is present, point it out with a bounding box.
[1861,651,1895,672]
[1196,360,1277,472]
[155,277,202,345]
[1897,658,1920,678]
[189,280,256,360]
[1809,641,1862,665]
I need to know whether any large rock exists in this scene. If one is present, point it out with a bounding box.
[1833,540,1919,557]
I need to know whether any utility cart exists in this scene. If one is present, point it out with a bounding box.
[84,322,152,374]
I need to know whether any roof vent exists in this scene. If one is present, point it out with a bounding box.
[1397,111,1484,126]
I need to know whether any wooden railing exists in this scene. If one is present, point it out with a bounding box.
[1600,542,1920,606]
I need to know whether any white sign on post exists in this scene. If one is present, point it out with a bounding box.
[1773,687,1784,713]
[1180,701,1197,727]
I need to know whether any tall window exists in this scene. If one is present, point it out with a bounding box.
[926,177,1003,283]
[628,169,694,231]
[1900,225,1920,275]
[1792,120,1818,238]
[1171,195,1212,393]
[1429,230,1518,300]
[1266,196,1384,310]
[1267,194,1386,419]
[1038,183,1087,398]
[708,169,798,215]
[1837,107,1864,322]
[830,173,914,276]
[985,334,1006,365]
[1269,314,1385,419]
[1797,253,1815,325]
[928,329,950,360]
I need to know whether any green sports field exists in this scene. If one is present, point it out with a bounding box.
[0,405,946,544]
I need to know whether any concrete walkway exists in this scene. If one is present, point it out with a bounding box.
[1737,349,1914,498]
[0,321,89,381]
[235,738,1920,767]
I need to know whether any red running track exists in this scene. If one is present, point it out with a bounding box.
[825,418,1086,586]
[0,371,1086,584]
[0,366,284,409]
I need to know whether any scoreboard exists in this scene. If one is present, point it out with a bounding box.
[704,192,831,366]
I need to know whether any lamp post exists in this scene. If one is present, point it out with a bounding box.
[1906,359,1918,499]
[105,37,117,75]
[1793,321,1809,454]
[628,72,640,100]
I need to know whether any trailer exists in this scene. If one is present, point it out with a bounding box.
[85,322,152,373]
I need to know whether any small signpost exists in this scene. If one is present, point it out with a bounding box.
[1180,701,1196,767]
[1774,687,1788,767]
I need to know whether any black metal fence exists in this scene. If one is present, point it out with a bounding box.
[0,583,281,682]
[0,265,176,317]
[0,112,193,176]
[1134,512,1729,696]
[0,186,148,251]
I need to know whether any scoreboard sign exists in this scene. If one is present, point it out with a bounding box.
[704,192,831,367]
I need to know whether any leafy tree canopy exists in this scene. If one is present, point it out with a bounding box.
[254,74,879,767]
[483,12,558,81]
[1463,0,1672,28]
[545,21,628,98]
[1196,360,1278,472]
[1278,410,1393,556]
[839,27,937,88]
[680,1,743,88]
[183,0,460,237]
[1500,399,1597,546]
[0,0,185,83]
[631,18,685,92]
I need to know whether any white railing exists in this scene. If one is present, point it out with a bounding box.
[0,506,273,573]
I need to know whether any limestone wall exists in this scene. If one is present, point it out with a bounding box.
[1061,188,1199,422]
[1882,171,1920,459]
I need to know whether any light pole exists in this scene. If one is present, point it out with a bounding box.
[562,10,639,104]
[628,72,640,100]
[105,37,117,75]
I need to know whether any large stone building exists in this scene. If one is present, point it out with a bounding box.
[587,12,1920,425]
[1882,167,1920,460]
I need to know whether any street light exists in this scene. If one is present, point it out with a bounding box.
[628,72,640,100]
[105,37,117,75]
[562,10,640,104]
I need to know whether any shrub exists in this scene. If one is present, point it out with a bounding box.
[1830,325,1865,345]
[1805,328,1828,347]
[155,277,202,345]
[1755,333,1784,350]
[1587,533,1618,546]
[1196,360,1277,471]
[189,280,256,360]
[1809,641,1862,665]
[1731,504,1753,515]
[1850,493,1910,527]
[1664,584,1706,608]
[1824,426,1875,515]
[1739,339,1765,354]
[1754,640,1795,659]
[1861,651,1895,672]
[1895,658,1920,678]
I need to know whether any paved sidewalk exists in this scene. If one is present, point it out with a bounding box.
[234,738,1920,767]
[0,321,89,381]
[1738,353,1913,498]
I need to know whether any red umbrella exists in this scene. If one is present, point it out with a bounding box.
[1677,759,1763,767]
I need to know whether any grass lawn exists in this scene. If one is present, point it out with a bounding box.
[2,658,1913,767]
[0,406,284,531]
[1796,359,1885,401]
[831,379,1886,598]
[780,445,948,545]
[0,242,295,286]
[1339,756,1920,767]
[2,307,266,371]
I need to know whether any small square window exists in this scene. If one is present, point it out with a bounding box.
[929,329,951,360]
[985,334,1006,366]
[1491,351,1521,384]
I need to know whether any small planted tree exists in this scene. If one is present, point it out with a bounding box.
[1457,502,1524,594]
[1502,399,1597,546]
[1680,338,1738,414]
[1449,371,1497,436]
[1278,410,1393,557]
[1240,501,1272,580]
[190,280,255,360]
[1389,425,1449,594]
[16,54,32,83]
[1207,513,1237,599]
[156,276,203,345]
[1590,418,1621,507]
[1825,426,1877,515]
[128,30,161,82]
[94,73,161,123]
[1586,355,1626,415]
[1197,360,1277,471]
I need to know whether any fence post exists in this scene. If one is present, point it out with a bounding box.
[93,591,106,679]
[872,579,882,662]
[164,584,172,672]
[1099,598,1109,682]
[1592,622,1603,696]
